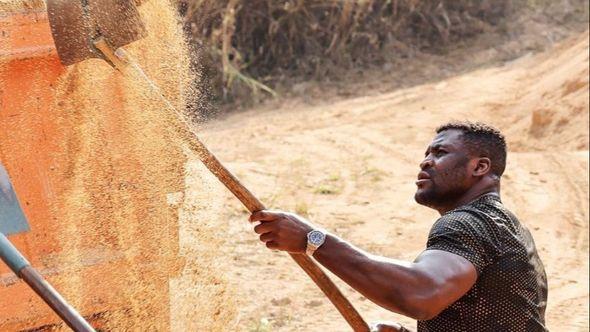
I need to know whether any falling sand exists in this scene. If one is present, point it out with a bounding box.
[2,0,236,330]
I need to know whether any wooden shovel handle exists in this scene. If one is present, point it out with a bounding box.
[186,134,369,332]
[94,39,369,331]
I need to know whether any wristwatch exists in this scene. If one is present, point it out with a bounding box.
[306,229,327,256]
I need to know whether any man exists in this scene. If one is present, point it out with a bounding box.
[249,122,548,331]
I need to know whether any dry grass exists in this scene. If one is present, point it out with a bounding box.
[180,0,516,102]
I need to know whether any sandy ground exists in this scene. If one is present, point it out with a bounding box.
[184,31,589,331]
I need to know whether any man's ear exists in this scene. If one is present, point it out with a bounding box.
[473,157,492,176]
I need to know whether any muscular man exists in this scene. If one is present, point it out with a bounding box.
[249,122,548,331]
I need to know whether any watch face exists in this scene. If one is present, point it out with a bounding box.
[308,230,325,245]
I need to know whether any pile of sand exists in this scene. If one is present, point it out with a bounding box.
[499,31,589,151]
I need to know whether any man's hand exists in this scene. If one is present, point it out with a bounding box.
[249,210,315,253]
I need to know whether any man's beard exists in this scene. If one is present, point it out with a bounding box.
[414,159,471,209]
[414,181,467,209]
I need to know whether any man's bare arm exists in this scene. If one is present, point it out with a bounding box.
[315,235,477,320]
[250,210,477,320]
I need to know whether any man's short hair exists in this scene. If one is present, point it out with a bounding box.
[436,121,507,177]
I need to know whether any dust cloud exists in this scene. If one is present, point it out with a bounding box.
[5,0,236,330]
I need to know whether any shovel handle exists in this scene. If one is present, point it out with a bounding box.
[0,234,95,332]
[0,232,30,273]
[20,267,96,332]
[182,130,370,332]
[94,39,369,332]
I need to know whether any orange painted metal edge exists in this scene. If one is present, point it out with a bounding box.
[0,10,58,61]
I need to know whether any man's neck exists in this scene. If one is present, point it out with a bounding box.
[436,178,500,215]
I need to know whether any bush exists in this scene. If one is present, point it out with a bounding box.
[180,0,515,103]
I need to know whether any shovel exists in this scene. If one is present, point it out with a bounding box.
[46,1,368,330]
[0,163,95,332]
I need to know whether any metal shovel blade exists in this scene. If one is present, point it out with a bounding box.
[47,0,147,66]
[0,163,30,236]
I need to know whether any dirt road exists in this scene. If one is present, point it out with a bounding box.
[184,31,589,331]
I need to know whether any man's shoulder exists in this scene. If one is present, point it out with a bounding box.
[438,195,513,226]
[433,209,483,231]
[430,200,508,242]
[427,208,500,275]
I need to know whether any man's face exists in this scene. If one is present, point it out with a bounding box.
[414,129,475,209]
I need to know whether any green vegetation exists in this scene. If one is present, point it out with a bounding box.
[314,184,340,195]
[249,318,273,332]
